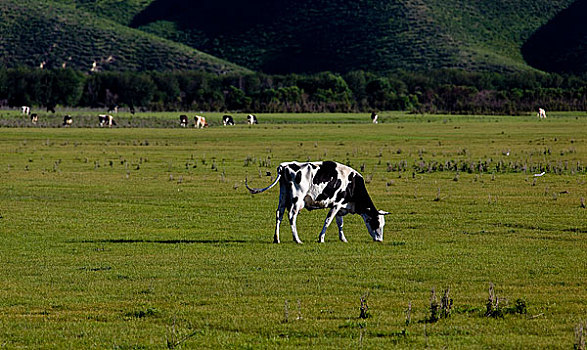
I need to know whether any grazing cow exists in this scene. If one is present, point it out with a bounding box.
[195,115,208,128]
[98,114,116,127]
[246,161,390,244]
[30,113,38,124]
[179,115,188,127]
[222,115,234,126]
[21,106,30,115]
[537,108,547,119]
[247,114,258,125]
[62,115,73,126]
[371,112,378,124]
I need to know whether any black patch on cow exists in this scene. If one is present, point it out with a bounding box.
[367,213,381,230]
[348,173,377,216]
[310,164,318,169]
[289,163,301,172]
[295,171,302,184]
[313,161,338,185]
[292,196,298,204]
[335,188,346,202]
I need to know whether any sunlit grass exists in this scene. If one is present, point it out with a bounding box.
[0,113,585,348]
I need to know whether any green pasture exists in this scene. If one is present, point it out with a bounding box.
[0,114,585,348]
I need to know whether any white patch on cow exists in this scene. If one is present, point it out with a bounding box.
[21,106,30,115]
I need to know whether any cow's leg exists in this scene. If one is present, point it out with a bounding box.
[318,208,338,243]
[288,207,303,244]
[275,206,285,244]
[335,215,348,243]
[274,185,288,244]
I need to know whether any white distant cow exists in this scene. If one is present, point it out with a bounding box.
[246,161,390,244]
[222,115,234,126]
[179,115,188,127]
[247,114,258,125]
[537,108,547,119]
[62,115,73,126]
[195,115,208,128]
[98,114,116,127]
[370,112,378,124]
[21,106,30,115]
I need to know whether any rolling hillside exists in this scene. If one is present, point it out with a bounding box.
[130,0,577,74]
[0,0,249,74]
[1,0,584,74]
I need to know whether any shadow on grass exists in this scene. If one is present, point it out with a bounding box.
[69,238,256,244]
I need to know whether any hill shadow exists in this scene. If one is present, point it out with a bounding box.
[522,0,587,74]
[130,0,282,36]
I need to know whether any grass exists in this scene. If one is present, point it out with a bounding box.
[0,112,586,348]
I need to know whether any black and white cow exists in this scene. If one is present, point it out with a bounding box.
[98,114,116,127]
[246,161,390,244]
[247,114,258,125]
[62,115,73,126]
[30,113,38,124]
[371,112,378,124]
[179,114,188,127]
[222,115,234,126]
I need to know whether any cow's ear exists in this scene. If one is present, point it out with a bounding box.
[378,210,391,215]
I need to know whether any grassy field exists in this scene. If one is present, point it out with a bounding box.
[0,113,585,348]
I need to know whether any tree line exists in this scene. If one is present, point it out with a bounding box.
[1,67,586,114]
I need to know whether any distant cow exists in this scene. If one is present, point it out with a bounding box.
[222,115,234,126]
[107,105,118,114]
[30,113,38,124]
[62,115,73,126]
[371,112,378,124]
[247,114,258,125]
[195,115,208,128]
[98,114,116,127]
[180,115,188,127]
[246,161,390,244]
[21,106,30,115]
[537,108,546,119]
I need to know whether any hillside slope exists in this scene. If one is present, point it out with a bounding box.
[130,0,575,74]
[0,0,249,73]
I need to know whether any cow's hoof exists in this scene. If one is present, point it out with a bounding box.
[273,240,280,244]
[295,240,304,244]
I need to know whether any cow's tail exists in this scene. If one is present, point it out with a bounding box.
[245,166,282,194]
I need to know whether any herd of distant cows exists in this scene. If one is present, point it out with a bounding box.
[20,105,263,128]
[17,107,549,128]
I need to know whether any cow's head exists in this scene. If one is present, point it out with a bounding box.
[362,210,390,242]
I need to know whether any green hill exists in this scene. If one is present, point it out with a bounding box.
[1,0,583,75]
[0,0,250,74]
[129,0,576,74]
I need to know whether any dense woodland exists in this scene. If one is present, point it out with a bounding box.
[1,67,586,114]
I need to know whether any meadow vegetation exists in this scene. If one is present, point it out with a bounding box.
[0,112,585,348]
